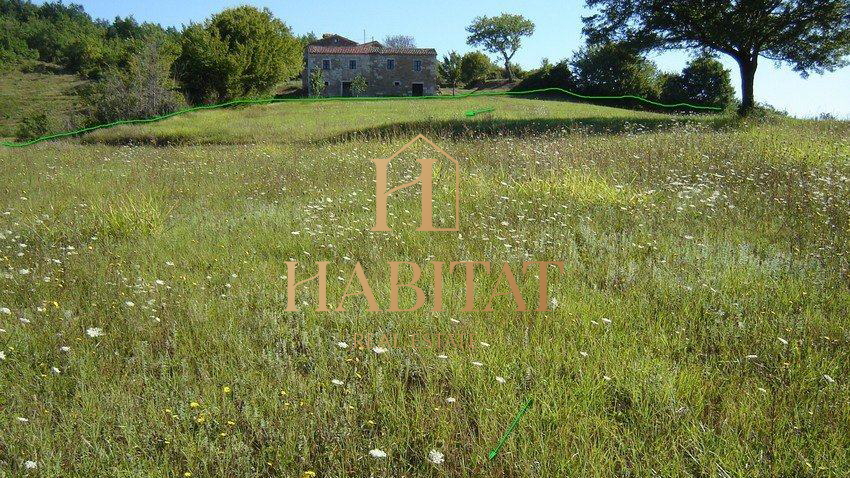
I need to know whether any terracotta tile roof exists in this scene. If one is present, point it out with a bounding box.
[306,45,436,55]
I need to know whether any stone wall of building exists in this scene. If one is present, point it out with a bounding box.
[303,53,437,97]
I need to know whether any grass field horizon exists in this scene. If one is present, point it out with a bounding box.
[1,97,849,476]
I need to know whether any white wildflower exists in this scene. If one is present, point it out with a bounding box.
[372,346,387,354]
[495,376,506,384]
[16,417,28,423]
[336,341,348,349]
[445,397,456,403]
[427,449,445,464]
[86,327,104,338]
[331,379,344,386]
[60,346,70,353]
[369,448,387,458]
[124,301,135,307]
[24,460,37,469]
[823,374,835,384]
[0,307,10,315]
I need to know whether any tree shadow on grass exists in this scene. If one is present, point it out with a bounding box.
[317,115,736,144]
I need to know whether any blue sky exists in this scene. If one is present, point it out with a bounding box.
[55,0,850,118]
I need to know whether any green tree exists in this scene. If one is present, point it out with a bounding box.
[513,59,576,92]
[174,6,302,104]
[572,42,661,101]
[583,0,850,114]
[466,13,535,81]
[351,74,368,97]
[83,35,185,124]
[0,17,37,65]
[460,51,495,85]
[308,66,324,97]
[661,54,736,109]
[438,51,463,94]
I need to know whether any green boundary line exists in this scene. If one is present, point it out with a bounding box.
[465,107,496,117]
[488,397,534,460]
[1,87,722,148]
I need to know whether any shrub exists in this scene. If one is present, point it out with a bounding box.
[15,113,52,141]
[460,51,496,86]
[660,54,736,109]
[572,42,661,103]
[308,67,325,97]
[82,36,185,124]
[513,60,576,92]
[351,74,368,97]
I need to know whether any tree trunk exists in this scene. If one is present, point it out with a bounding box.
[737,55,758,115]
[504,58,513,81]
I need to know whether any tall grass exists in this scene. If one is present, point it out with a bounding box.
[0,98,848,476]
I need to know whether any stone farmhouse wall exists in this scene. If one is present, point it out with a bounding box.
[303,53,437,97]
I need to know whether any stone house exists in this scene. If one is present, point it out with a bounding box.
[302,34,437,97]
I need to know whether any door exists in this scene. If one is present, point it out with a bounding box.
[411,83,424,97]
[342,81,352,97]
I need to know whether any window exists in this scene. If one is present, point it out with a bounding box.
[349,59,357,69]
[414,60,422,71]
[387,59,395,70]
[394,81,400,87]
[322,59,331,70]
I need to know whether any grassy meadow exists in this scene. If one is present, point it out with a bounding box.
[1,96,849,477]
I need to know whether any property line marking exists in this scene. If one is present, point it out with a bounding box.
[1,87,723,148]
[488,397,533,460]
[465,107,495,117]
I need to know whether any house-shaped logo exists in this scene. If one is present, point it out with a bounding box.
[371,134,460,232]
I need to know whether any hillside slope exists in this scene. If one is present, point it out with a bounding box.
[0,63,86,139]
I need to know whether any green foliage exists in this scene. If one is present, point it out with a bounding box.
[572,42,661,103]
[661,54,736,109]
[14,112,51,141]
[298,31,318,47]
[466,13,535,81]
[460,51,495,86]
[174,6,303,104]
[308,67,325,97]
[82,36,185,124]
[513,60,576,92]
[351,74,368,97]
[438,51,462,94]
[0,16,37,65]
[0,1,174,79]
[583,0,850,113]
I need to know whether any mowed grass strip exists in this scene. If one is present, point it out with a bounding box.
[0,98,849,476]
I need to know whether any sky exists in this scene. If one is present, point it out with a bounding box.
[48,0,850,118]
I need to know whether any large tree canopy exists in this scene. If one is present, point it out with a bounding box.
[175,6,302,103]
[466,13,535,81]
[583,0,850,113]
